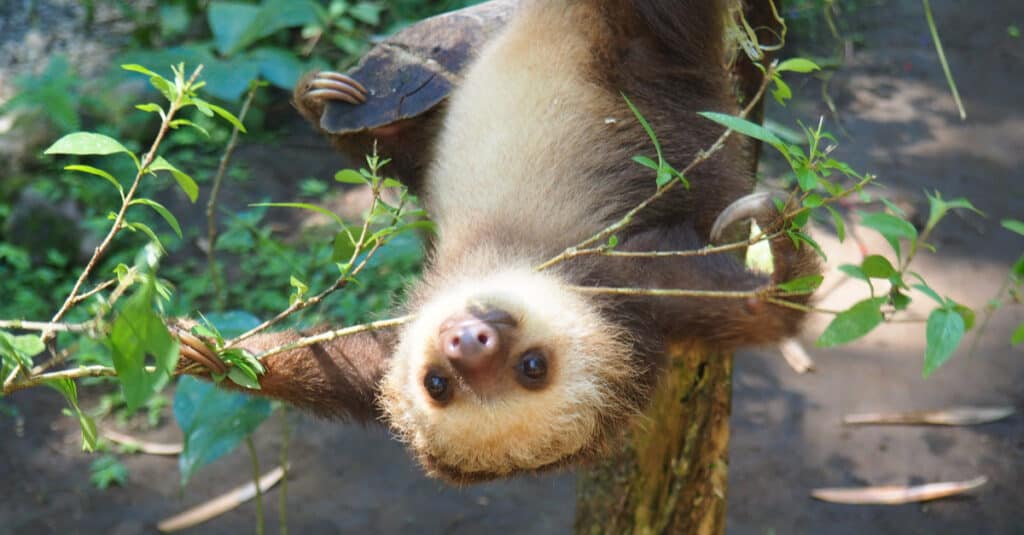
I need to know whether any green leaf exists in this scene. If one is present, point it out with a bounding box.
[794,164,818,191]
[825,205,846,242]
[335,169,368,185]
[912,283,945,306]
[45,378,98,451]
[204,101,247,133]
[107,281,179,413]
[839,264,869,282]
[90,455,129,489]
[130,198,182,238]
[124,221,165,253]
[891,290,911,311]
[1012,322,1024,345]
[861,255,897,279]
[923,307,965,377]
[1001,219,1024,236]
[253,202,344,226]
[632,155,658,170]
[859,211,917,257]
[698,111,784,148]
[174,376,272,485]
[776,274,824,293]
[169,119,209,137]
[121,63,162,78]
[952,304,976,331]
[210,0,321,55]
[349,2,384,25]
[816,297,886,347]
[135,103,164,114]
[0,331,44,369]
[770,76,792,105]
[777,58,821,73]
[623,94,663,160]
[333,230,356,262]
[227,367,262,389]
[149,156,199,202]
[64,164,125,197]
[925,191,984,231]
[44,132,131,157]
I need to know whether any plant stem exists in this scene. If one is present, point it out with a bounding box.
[922,0,966,120]
[246,436,265,535]
[45,66,205,340]
[278,410,291,535]
[207,83,258,307]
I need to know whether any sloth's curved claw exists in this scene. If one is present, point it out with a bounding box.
[710,191,776,243]
[174,326,229,375]
[304,71,368,105]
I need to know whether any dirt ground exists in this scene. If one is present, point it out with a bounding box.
[2,1,1023,533]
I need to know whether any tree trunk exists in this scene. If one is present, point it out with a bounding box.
[575,340,733,535]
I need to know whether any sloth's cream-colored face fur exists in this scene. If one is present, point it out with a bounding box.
[380,268,637,480]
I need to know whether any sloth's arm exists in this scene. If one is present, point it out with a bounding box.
[177,326,396,423]
[617,195,820,347]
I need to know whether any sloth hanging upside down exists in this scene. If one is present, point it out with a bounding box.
[177,0,817,484]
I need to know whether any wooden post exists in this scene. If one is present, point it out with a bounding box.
[575,340,733,535]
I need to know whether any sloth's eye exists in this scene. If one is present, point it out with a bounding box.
[423,370,453,403]
[516,350,548,389]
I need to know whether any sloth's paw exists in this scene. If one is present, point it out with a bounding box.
[170,321,228,375]
[710,191,788,243]
[301,71,368,106]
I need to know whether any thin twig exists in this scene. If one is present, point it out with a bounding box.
[0,320,93,333]
[253,315,414,361]
[3,365,117,395]
[207,84,258,305]
[69,279,117,306]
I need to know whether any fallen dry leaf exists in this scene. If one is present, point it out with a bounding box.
[812,476,987,505]
[157,465,287,532]
[843,406,1014,426]
[103,429,183,456]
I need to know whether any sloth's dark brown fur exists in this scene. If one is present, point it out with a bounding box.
[208,0,818,484]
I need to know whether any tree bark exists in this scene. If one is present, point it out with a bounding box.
[575,340,733,535]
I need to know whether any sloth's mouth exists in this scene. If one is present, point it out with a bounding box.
[419,445,589,485]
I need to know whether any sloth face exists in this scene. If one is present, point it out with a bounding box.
[380,268,638,482]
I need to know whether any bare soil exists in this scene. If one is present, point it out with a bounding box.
[2,1,1022,533]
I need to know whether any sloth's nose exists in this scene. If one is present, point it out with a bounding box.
[439,317,501,371]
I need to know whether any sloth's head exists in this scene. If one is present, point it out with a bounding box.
[380,268,643,483]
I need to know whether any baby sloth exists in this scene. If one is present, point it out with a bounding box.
[179,0,819,483]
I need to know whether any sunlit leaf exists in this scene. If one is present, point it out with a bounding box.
[776,274,824,293]
[335,169,368,185]
[45,132,131,157]
[861,255,897,279]
[777,58,821,73]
